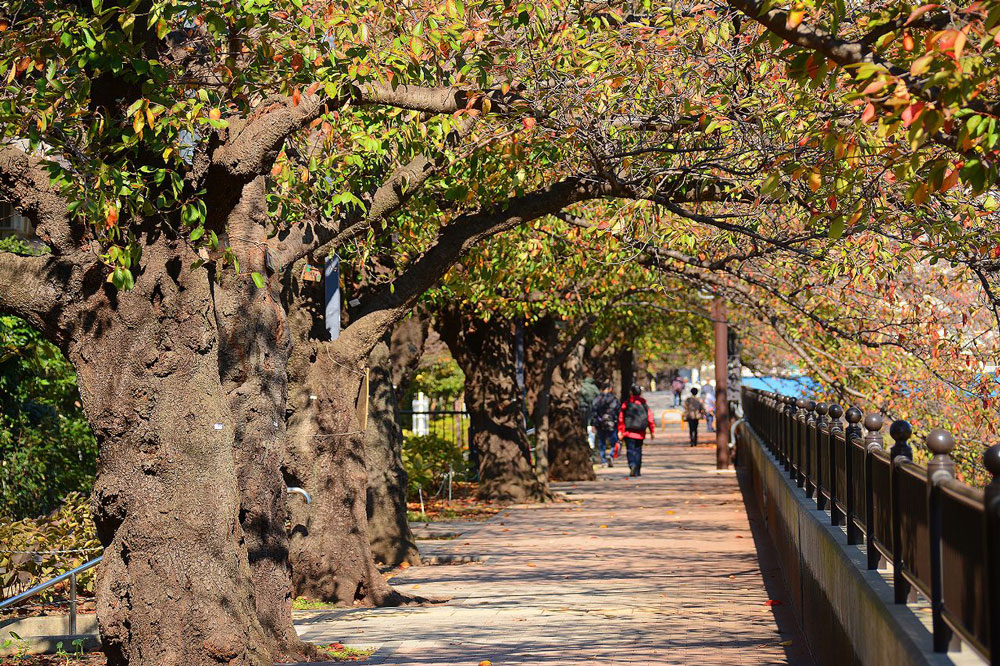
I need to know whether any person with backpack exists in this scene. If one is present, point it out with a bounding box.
[590,383,621,467]
[683,387,707,447]
[618,384,655,477]
[671,375,685,407]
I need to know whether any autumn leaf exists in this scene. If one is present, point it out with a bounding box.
[785,4,805,30]
[901,101,925,127]
[904,4,940,26]
[807,170,822,192]
[291,88,301,107]
[861,102,876,124]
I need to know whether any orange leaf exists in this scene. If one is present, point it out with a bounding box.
[292,88,301,107]
[105,205,119,230]
[786,7,805,30]
[861,102,876,124]
[522,116,536,131]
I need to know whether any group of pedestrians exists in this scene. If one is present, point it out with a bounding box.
[589,378,720,476]
[589,383,655,478]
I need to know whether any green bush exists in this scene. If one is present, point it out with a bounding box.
[0,312,97,520]
[401,434,465,499]
[0,492,101,603]
[0,237,97,521]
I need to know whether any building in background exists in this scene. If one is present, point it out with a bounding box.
[0,202,32,239]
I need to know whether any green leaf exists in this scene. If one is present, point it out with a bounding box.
[251,272,265,289]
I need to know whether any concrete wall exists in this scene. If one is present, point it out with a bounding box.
[738,423,982,666]
[0,614,98,656]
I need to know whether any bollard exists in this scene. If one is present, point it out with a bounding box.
[864,412,885,570]
[815,402,829,509]
[845,406,864,544]
[889,419,913,603]
[984,444,1000,666]
[828,404,844,525]
[926,429,955,652]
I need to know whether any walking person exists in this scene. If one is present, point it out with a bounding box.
[703,385,716,433]
[618,384,655,477]
[590,383,620,467]
[683,387,706,447]
[671,375,684,407]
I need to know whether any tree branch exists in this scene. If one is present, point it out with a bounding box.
[0,144,81,254]
[332,176,614,360]
[0,251,78,335]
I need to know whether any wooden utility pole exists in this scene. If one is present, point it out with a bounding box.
[713,297,731,469]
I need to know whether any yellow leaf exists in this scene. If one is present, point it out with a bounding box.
[133,111,144,135]
[786,6,805,30]
[910,54,934,76]
[808,170,822,192]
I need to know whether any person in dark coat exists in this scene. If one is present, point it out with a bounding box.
[590,383,620,467]
[683,387,707,447]
[618,384,655,477]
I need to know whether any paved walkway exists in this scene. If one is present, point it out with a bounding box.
[294,417,814,665]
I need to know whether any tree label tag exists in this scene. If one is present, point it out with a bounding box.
[301,264,322,282]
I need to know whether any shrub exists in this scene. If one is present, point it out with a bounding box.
[0,492,101,603]
[401,434,465,499]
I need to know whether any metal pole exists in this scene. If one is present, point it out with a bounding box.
[69,572,77,636]
[713,297,730,469]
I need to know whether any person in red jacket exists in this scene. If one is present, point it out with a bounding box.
[618,384,655,477]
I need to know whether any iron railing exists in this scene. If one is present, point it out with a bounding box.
[0,556,101,635]
[742,387,1000,664]
[399,410,470,448]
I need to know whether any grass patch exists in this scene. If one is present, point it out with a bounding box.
[321,644,375,661]
[292,597,336,610]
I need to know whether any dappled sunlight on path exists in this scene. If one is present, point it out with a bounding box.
[293,420,814,665]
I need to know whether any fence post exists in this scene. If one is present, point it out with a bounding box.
[889,419,913,603]
[828,404,844,525]
[845,406,863,545]
[864,412,884,570]
[804,400,817,494]
[926,429,955,653]
[795,398,808,481]
[984,444,1000,666]
[783,396,795,470]
[815,402,829,510]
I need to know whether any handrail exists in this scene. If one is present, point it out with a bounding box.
[0,555,102,635]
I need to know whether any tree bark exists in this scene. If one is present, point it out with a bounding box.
[438,307,550,502]
[547,344,595,481]
[69,238,273,666]
[389,310,430,403]
[282,270,408,606]
[212,179,318,662]
[618,346,635,399]
[365,335,420,567]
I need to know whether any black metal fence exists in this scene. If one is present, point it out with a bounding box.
[742,387,1000,664]
[398,410,470,448]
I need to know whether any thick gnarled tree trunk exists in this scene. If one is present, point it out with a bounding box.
[71,239,273,666]
[364,335,420,567]
[438,307,550,502]
[547,344,594,481]
[282,271,407,606]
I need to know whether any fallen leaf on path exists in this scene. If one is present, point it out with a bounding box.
[666,511,675,514]
[599,525,608,528]
[765,599,783,607]
[399,561,410,569]
[479,661,492,666]
[780,641,794,646]
[526,563,537,567]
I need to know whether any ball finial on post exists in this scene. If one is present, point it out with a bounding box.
[889,419,913,461]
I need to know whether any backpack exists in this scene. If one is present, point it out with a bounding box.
[593,393,618,430]
[623,400,648,433]
[684,397,704,421]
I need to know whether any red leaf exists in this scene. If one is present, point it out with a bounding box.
[901,101,925,127]
[765,599,783,607]
[292,88,301,107]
